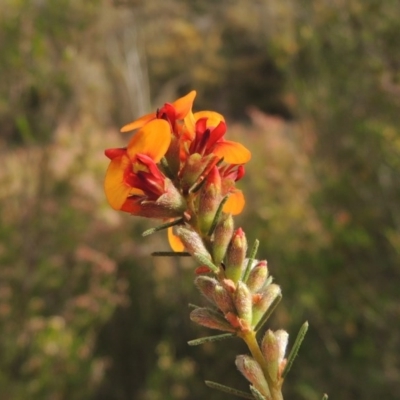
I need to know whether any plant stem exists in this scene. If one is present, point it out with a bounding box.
[240,330,284,400]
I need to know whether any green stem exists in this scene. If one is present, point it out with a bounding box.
[240,330,284,400]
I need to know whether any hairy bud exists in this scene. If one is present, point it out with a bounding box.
[246,260,268,292]
[212,213,234,265]
[195,276,219,305]
[175,225,212,265]
[225,228,247,283]
[197,166,222,235]
[190,308,235,333]
[252,284,281,327]
[234,281,253,326]
[235,355,271,398]
[261,329,289,383]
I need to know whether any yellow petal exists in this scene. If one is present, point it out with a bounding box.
[183,110,196,140]
[129,187,145,196]
[104,155,132,210]
[223,190,245,215]
[127,119,171,162]
[194,111,225,127]
[168,227,186,252]
[213,141,251,164]
[120,112,155,133]
[173,90,197,119]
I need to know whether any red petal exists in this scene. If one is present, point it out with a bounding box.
[207,121,226,148]
[120,197,143,214]
[105,147,127,160]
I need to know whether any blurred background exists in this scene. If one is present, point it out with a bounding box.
[1,0,400,399]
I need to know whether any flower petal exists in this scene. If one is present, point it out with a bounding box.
[223,190,245,215]
[104,155,132,210]
[127,119,171,162]
[183,110,196,140]
[213,140,251,164]
[168,227,186,252]
[173,90,197,119]
[120,112,155,133]
[105,147,127,160]
[194,111,225,127]
[120,197,143,214]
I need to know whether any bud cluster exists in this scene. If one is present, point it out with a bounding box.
[236,328,289,398]
[191,251,281,334]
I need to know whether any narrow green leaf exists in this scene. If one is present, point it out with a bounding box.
[242,239,260,282]
[188,333,235,346]
[194,252,219,272]
[207,195,229,236]
[249,385,267,400]
[151,251,191,257]
[205,381,254,399]
[142,218,184,237]
[160,157,174,179]
[188,177,206,194]
[282,321,309,379]
[188,158,224,194]
[254,294,282,332]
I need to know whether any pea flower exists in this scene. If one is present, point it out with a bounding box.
[120,91,197,135]
[104,119,186,218]
[184,115,251,165]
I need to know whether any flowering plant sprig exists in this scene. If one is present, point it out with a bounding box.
[104,91,311,400]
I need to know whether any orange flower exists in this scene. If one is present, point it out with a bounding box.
[104,119,186,218]
[108,91,251,248]
[120,91,197,134]
[120,91,250,166]
[184,114,251,165]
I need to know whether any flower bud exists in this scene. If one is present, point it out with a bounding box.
[225,312,243,330]
[213,284,235,314]
[156,178,187,213]
[234,281,253,325]
[212,213,234,266]
[165,135,181,175]
[195,276,219,305]
[221,278,236,293]
[190,307,236,332]
[225,228,247,283]
[197,166,222,235]
[175,225,212,265]
[123,179,186,219]
[261,329,289,383]
[179,153,218,193]
[252,284,281,327]
[235,355,271,398]
[246,260,268,293]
